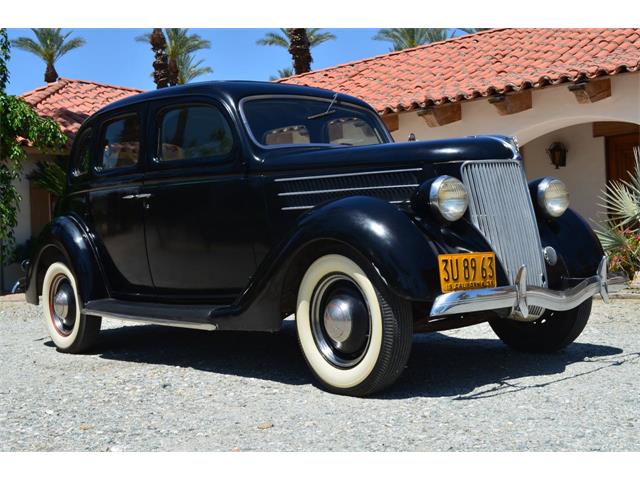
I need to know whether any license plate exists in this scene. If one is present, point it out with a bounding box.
[438,252,497,293]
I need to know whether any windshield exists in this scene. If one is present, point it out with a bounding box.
[241,97,387,148]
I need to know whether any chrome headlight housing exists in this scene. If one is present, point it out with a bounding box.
[429,175,469,221]
[537,177,569,217]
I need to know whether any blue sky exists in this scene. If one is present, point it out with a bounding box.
[5,28,398,96]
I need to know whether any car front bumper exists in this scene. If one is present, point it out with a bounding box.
[430,256,628,321]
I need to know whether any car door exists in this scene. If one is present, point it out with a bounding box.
[142,96,257,301]
[87,107,154,295]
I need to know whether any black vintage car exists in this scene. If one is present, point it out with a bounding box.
[25,81,623,396]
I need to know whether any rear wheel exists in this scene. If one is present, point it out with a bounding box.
[296,254,412,396]
[489,298,592,353]
[42,261,101,353]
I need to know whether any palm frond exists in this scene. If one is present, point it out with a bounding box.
[26,161,66,198]
[269,67,294,80]
[176,53,213,84]
[256,31,289,47]
[57,36,86,59]
[307,29,336,47]
[11,37,45,57]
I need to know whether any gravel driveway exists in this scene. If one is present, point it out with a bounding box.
[1,298,638,451]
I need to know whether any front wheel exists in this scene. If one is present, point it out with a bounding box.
[296,254,412,397]
[489,298,592,353]
[42,261,101,353]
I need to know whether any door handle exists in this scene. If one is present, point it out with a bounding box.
[121,193,152,200]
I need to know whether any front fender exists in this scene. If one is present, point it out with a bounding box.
[536,207,604,287]
[214,195,505,330]
[25,215,108,305]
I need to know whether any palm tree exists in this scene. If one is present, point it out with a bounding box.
[150,28,169,89]
[257,28,336,49]
[373,28,453,51]
[373,28,491,52]
[459,28,491,35]
[269,67,294,81]
[176,53,213,84]
[136,28,211,86]
[11,28,86,83]
[287,29,313,74]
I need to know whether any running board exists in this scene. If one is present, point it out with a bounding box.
[83,299,225,331]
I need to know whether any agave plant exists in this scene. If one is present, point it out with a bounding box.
[594,147,640,279]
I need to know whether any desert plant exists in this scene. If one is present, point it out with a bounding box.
[594,148,640,279]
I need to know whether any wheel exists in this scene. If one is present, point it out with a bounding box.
[42,261,101,353]
[295,254,412,396]
[489,298,592,353]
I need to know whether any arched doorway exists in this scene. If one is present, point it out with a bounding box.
[521,121,639,225]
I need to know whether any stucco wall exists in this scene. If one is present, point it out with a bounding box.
[521,123,606,224]
[393,72,640,144]
[2,155,50,292]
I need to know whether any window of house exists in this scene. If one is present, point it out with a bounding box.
[71,128,92,177]
[158,105,233,162]
[96,114,140,172]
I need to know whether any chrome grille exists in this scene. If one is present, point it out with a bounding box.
[461,160,547,289]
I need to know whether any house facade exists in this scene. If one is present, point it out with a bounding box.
[280,28,640,223]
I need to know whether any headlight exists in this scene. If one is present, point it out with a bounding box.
[429,175,469,221]
[537,177,569,217]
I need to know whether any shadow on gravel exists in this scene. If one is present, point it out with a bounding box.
[51,321,626,398]
[380,333,628,400]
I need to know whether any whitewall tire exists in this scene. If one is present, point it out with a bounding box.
[42,262,101,353]
[296,254,412,396]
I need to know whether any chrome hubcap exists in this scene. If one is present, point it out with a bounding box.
[49,276,76,336]
[311,273,371,368]
[323,296,354,343]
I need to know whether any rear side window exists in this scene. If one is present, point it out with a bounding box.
[71,128,92,177]
[96,114,140,172]
[158,105,233,162]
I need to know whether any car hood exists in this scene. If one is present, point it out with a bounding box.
[255,135,519,174]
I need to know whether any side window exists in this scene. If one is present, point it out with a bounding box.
[158,105,233,162]
[96,114,140,172]
[71,128,92,177]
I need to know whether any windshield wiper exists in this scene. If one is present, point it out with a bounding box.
[307,93,338,120]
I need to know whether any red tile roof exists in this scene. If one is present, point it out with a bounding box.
[20,78,144,143]
[278,28,640,114]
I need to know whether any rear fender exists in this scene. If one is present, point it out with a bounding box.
[25,216,108,306]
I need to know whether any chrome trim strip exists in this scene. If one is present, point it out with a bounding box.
[281,199,407,211]
[278,183,419,196]
[82,310,218,331]
[429,256,627,320]
[274,167,422,183]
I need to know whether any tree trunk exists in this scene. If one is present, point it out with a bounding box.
[288,28,312,75]
[168,57,179,87]
[150,28,169,89]
[44,62,58,83]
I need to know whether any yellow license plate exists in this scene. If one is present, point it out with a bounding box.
[438,252,497,293]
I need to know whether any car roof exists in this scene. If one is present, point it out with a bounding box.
[93,80,373,117]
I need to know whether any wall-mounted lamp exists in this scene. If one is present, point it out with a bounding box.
[546,142,567,169]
